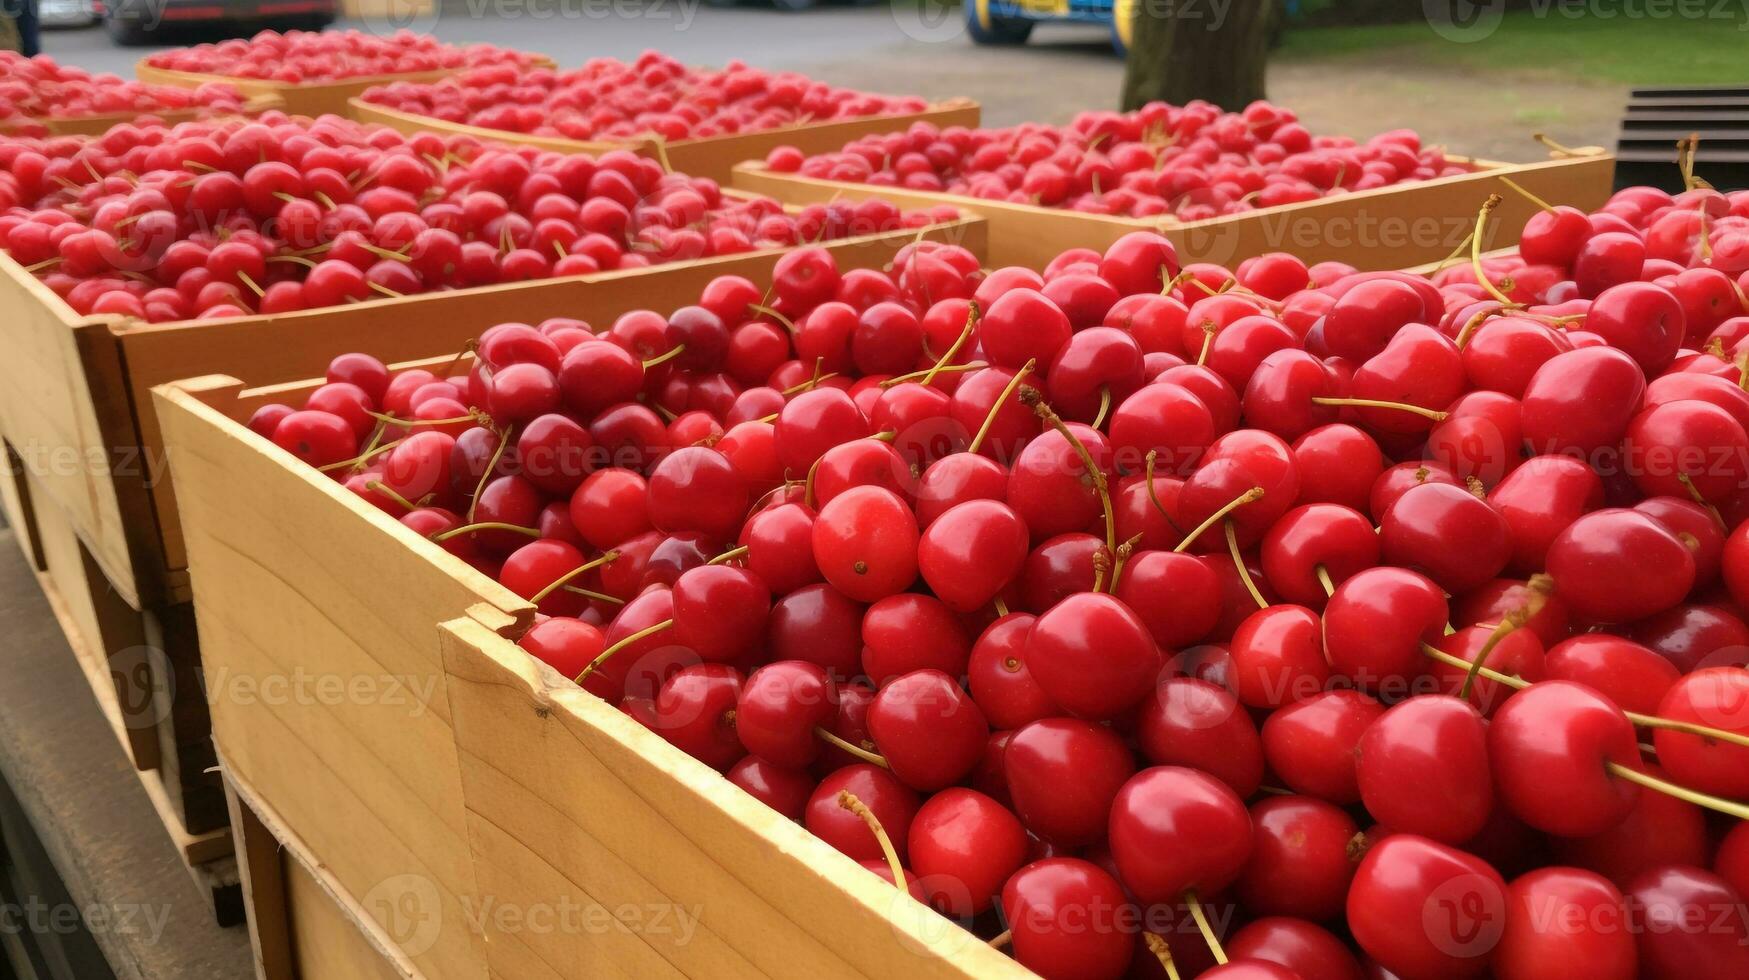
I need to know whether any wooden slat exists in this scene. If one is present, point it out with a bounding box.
[226,774,296,980]
[443,615,1027,980]
[350,96,982,183]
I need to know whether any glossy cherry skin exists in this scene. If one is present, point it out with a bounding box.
[1323,567,1449,690]
[966,613,1058,729]
[1177,430,1300,549]
[803,763,919,865]
[1347,324,1464,436]
[1623,401,1749,503]
[1262,690,1385,804]
[1236,796,1362,922]
[1024,593,1159,720]
[1261,503,1380,608]
[669,564,769,663]
[735,660,835,769]
[767,583,864,680]
[860,593,971,685]
[1357,695,1492,844]
[1427,624,1546,717]
[1487,454,1604,574]
[1108,382,1217,475]
[867,669,988,792]
[1632,602,1749,672]
[653,663,744,772]
[906,788,1029,918]
[1544,634,1679,716]
[1489,681,1641,837]
[1369,460,1460,524]
[1585,280,1684,373]
[1520,346,1646,457]
[1323,277,1428,361]
[1651,667,1749,798]
[1001,858,1136,980]
[1004,718,1135,847]
[1292,424,1384,514]
[914,452,1008,527]
[1716,821,1749,899]
[517,617,604,679]
[1227,604,1330,709]
[1462,315,1573,398]
[726,756,814,820]
[775,387,870,474]
[917,499,1029,612]
[1348,835,1507,980]
[1008,423,1114,544]
[1114,550,1223,649]
[1379,482,1510,595]
[1494,867,1635,980]
[1228,918,1364,980]
[1551,760,1705,889]
[811,486,919,602]
[1545,509,1694,624]
[1137,677,1264,798]
[1626,866,1749,980]
[1109,766,1252,904]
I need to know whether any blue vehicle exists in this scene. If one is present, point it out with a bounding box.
[966,0,1135,56]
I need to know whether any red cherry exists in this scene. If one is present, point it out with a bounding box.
[1487,454,1604,574]
[1545,509,1694,624]
[1004,718,1135,847]
[727,757,814,820]
[803,763,918,864]
[653,663,744,771]
[1137,677,1264,797]
[1520,346,1646,457]
[1488,681,1641,837]
[1552,762,1706,889]
[867,669,988,792]
[906,788,1028,917]
[1236,796,1362,922]
[1347,835,1506,979]
[736,660,835,769]
[1227,604,1330,709]
[966,613,1059,729]
[1379,482,1511,595]
[860,593,971,685]
[517,617,604,678]
[1228,917,1365,980]
[1262,689,1385,804]
[1356,695,1492,844]
[917,499,1029,612]
[272,409,358,467]
[1495,867,1635,980]
[1323,566,1449,689]
[767,583,863,680]
[810,486,918,602]
[1626,866,1749,980]
[1544,634,1679,716]
[1024,593,1159,720]
[1651,667,1749,798]
[1114,549,1224,650]
[1001,858,1136,980]
[1109,766,1252,904]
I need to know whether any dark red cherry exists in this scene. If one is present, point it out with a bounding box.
[1357,695,1492,844]
[1489,681,1641,837]
[966,613,1058,730]
[1137,677,1264,798]
[867,669,988,792]
[906,788,1028,918]
[1004,718,1135,847]
[736,660,835,769]
[1262,690,1385,804]
[1108,766,1252,904]
[1001,858,1137,980]
[1025,593,1159,720]
[1347,835,1506,979]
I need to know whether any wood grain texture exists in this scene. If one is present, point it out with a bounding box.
[733,151,1617,270]
[443,616,1030,980]
[349,98,981,183]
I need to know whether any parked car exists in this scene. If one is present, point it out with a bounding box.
[40,0,99,29]
[102,0,335,45]
[966,0,1133,55]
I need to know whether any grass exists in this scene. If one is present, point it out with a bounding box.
[1276,10,1749,86]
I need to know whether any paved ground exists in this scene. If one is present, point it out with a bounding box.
[36,4,1624,160]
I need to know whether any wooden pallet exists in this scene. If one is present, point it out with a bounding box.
[349,97,982,183]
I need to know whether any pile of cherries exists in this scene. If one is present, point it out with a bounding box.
[248,192,1749,980]
[765,102,1471,220]
[0,113,953,322]
[143,29,543,84]
[0,53,248,130]
[360,50,931,144]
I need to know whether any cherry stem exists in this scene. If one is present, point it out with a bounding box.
[1024,389,1115,554]
[561,585,624,605]
[1457,614,1522,701]
[236,269,265,298]
[1195,321,1216,367]
[1091,549,1110,595]
[967,359,1036,457]
[988,930,1012,950]
[814,726,889,769]
[1226,521,1268,610]
[1607,763,1749,821]
[993,596,1010,617]
[466,423,514,524]
[1142,451,1185,534]
[1533,132,1586,158]
[1143,933,1182,980]
[1310,396,1448,422]
[429,521,540,543]
[1314,564,1336,599]
[1423,641,1528,690]
[575,616,673,685]
[440,339,478,379]
[1173,487,1264,554]
[803,455,824,511]
[1472,195,1518,307]
[1108,532,1145,594]
[708,544,750,565]
[529,550,621,607]
[363,481,420,512]
[747,303,796,333]
[1183,889,1226,965]
[316,435,402,473]
[1091,386,1112,430]
[837,790,907,891]
[1453,307,1497,351]
[1497,176,1555,214]
[879,361,986,389]
[1428,230,1476,277]
[921,300,980,386]
[781,362,838,397]
[366,408,480,428]
[641,344,687,370]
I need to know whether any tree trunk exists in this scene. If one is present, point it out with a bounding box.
[1121,1,1275,111]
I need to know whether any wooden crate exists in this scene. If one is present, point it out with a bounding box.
[0,95,286,136]
[0,216,981,920]
[134,54,558,120]
[155,349,1026,979]
[349,97,982,183]
[733,149,1618,270]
